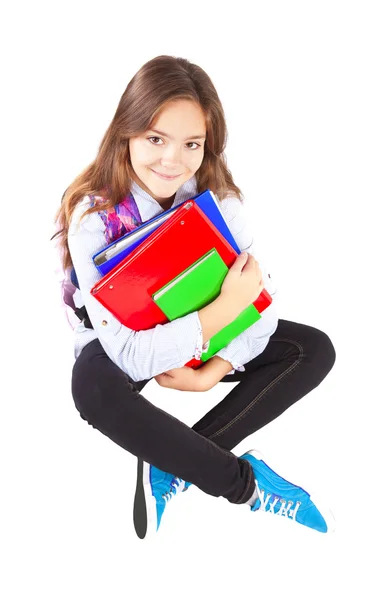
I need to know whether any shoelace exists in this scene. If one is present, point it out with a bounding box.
[162,477,185,502]
[256,482,301,520]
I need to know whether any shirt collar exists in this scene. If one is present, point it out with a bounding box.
[130,175,198,222]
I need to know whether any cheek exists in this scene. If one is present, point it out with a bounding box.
[129,141,139,164]
[130,140,154,165]
[190,150,204,169]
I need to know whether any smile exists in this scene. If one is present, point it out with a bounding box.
[151,169,181,181]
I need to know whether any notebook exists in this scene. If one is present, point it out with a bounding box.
[93,207,178,273]
[92,189,241,275]
[91,199,272,331]
[152,249,261,361]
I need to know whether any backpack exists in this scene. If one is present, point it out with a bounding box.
[54,189,142,330]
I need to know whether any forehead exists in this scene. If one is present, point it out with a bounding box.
[150,99,206,134]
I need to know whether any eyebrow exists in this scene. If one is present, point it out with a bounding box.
[149,128,206,141]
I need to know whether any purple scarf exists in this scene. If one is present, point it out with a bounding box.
[89,191,143,244]
[58,191,143,329]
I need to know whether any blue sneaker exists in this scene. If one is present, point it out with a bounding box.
[133,458,191,539]
[240,449,335,533]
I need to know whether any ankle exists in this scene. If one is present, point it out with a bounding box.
[245,486,258,507]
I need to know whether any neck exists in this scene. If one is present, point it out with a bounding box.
[131,173,176,209]
[157,194,176,211]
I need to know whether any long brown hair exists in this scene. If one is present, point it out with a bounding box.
[53,55,243,270]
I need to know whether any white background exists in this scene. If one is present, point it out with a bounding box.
[1,1,382,598]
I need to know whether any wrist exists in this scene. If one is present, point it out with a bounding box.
[217,293,245,320]
[197,355,234,391]
[207,355,234,372]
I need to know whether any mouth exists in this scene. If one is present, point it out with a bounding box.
[151,169,181,181]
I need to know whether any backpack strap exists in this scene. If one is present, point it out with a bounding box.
[71,267,79,288]
[73,305,93,329]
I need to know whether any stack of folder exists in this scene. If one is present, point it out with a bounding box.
[90,190,272,368]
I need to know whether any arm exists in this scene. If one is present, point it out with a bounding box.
[67,198,245,382]
[197,355,235,389]
[155,196,280,390]
[154,355,234,392]
[211,195,279,371]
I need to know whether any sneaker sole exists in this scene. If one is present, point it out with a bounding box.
[133,458,157,539]
[244,449,336,534]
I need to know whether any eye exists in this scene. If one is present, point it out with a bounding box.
[186,142,201,150]
[147,137,201,150]
[148,136,163,145]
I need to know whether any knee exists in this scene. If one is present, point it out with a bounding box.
[71,375,102,424]
[309,326,336,374]
[71,357,110,424]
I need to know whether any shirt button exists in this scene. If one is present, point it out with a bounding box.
[102,320,108,326]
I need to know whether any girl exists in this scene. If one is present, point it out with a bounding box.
[53,55,336,540]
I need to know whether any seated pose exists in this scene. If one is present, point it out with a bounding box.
[52,54,336,539]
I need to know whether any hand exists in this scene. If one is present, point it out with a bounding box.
[154,356,234,392]
[154,366,207,392]
[220,252,264,312]
[196,355,234,390]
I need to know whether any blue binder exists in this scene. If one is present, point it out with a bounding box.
[92,189,241,275]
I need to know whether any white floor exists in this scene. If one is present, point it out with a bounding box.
[2,2,382,598]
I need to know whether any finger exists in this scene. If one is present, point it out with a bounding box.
[231,252,248,271]
[242,254,256,270]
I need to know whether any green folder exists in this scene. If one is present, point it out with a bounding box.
[152,248,261,361]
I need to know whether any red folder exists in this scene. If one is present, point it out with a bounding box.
[91,200,272,367]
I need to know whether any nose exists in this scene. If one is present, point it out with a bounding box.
[160,144,182,169]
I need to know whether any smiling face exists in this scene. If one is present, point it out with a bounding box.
[128,99,206,207]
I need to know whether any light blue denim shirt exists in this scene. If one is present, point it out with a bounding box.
[67,175,278,382]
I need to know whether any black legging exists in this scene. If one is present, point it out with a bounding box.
[71,319,336,505]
